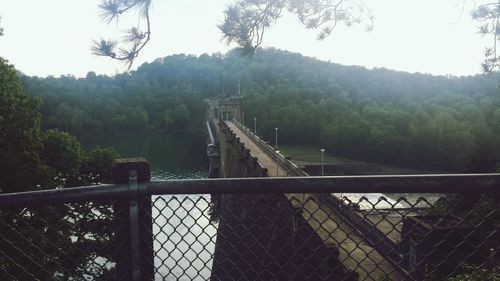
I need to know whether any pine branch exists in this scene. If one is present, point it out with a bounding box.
[93,0,151,69]
[0,16,4,36]
[219,0,373,54]
[471,1,500,72]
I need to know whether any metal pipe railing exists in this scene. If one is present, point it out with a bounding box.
[1,174,500,208]
[231,119,308,176]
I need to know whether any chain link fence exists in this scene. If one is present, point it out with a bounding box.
[0,177,499,281]
[0,200,119,280]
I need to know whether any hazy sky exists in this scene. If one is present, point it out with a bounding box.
[0,0,492,77]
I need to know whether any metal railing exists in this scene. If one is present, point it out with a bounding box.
[0,164,499,280]
[230,119,308,176]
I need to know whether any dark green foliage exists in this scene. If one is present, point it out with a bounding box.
[20,48,500,172]
[0,135,119,278]
[40,129,120,187]
[0,57,120,189]
[447,263,500,281]
[0,58,120,280]
[233,49,500,172]
[0,58,43,193]
[0,202,116,281]
[42,129,83,177]
[23,54,197,133]
[81,147,120,184]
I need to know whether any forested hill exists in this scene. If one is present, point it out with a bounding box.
[21,48,500,172]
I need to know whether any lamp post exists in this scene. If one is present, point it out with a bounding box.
[275,127,278,149]
[320,148,325,176]
[254,118,257,134]
[276,149,280,176]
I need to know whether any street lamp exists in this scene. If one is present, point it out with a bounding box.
[254,118,257,134]
[276,149,280,176]
[320,148,325,176]
[275,127,278,149]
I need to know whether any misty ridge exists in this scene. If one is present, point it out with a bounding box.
[20,48,500,173]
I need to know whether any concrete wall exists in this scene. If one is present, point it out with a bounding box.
[231,120,309,177]
[211,120,358,281]
[218,120,269,178]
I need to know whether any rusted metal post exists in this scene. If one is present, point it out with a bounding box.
[112,158,153,281]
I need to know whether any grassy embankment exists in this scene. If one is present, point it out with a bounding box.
[279,144,419,174]
[279,145,340,164]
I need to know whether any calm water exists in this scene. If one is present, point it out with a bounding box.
[81,131,214,281]
[79,131,441,280]
[79,131,208,180]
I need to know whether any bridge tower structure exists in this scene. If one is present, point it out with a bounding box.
[217,95,243,121]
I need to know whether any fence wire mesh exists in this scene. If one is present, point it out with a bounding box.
[0,191,498,281]
[0,200,119,281]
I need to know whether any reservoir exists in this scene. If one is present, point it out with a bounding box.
[80,131,214,280]
[79,131,208,180]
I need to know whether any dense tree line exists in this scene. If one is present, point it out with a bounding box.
[1,58,118,193]
[21,65,206,134]
[0,57,119,279]
[236,49,500,172]
[19,48,500,172]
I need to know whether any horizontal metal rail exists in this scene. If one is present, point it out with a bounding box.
[231,119,309,176]
[1,174,499,208]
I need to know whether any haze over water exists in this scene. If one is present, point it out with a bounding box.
[79,131,208,180]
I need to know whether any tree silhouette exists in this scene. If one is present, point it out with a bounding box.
[219,0,373,53]
[92,0,152,68]
[0,16,4,36]
[94,0,372,64]
[94,0,500,72]
[471,1,500,72]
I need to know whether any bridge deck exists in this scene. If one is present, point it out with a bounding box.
[226,121,287,177]
[225,120,403,280]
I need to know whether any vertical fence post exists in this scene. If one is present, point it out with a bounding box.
[112,158,153,281]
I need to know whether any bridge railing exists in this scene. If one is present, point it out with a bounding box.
[0,159,498,281]
[231,119,308,176]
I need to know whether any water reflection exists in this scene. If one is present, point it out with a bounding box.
[79,131,212,280]
[79,131,208,179]
[153,195,217,281]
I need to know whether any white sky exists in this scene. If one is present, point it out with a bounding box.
[0,0,492,77]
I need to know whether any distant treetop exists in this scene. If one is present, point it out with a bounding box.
[93,0,372,67]
[93,0,500,73]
